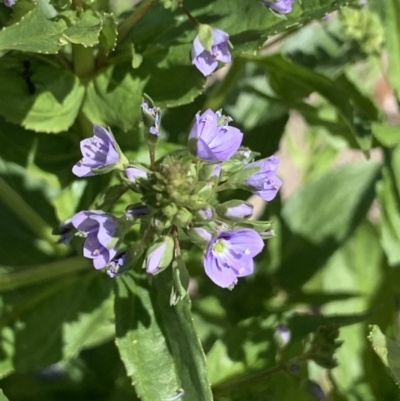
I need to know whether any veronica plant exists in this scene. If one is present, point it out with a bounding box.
[61,100,282,291]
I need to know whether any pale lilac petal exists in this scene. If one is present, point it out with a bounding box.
[214,43,231,64]
[204,250,238,288]
[72,211,100,232]
[196,138,218,162]
[256,175,283,201]
[93,254,109,269]
[193,52,218,77]
[193,227,213,243]
[226,204,253,218]
[209,126,243,160]
[234,256,254,277]
[146,243,167,274]
[223,229,264,257]
[72,162,94,177]
[211,29,230,45]
[125,167,147,182]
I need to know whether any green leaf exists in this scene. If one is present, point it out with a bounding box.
[0,2,67,53]
[61,9,102,47]
[82,61,146,131]
[0,55,85,133]
[99,12,118,51]
[373,123,400,147]
[369,325,400,387]
[115,270,213,401]
[376,146,400,265]
[0,389,9,401]
[282,161,381,244]
[248,54,379,152]
[384,0,400,98]
[0,272,113,377]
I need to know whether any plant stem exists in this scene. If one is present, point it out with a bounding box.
[72,44,95,79]
[149,144,156,170]
[118,0,160,45]
[212,363,286,395]
[176,0,199,28]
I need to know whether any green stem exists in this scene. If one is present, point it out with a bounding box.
[212,363,286,395]
[72,44,95,79]
[203,57,246,111]
[0,175,61,254]
[0,256,90,292]
[149,144,156,170]
[176,0,199,28]
[117,0,160,45]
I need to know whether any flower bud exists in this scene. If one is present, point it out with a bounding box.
[152,212,172,233]
[216,200,253,221]
[198,163,221,182]
[145,236,174,274]
[187,226,213,248]
[172,207,193,227]
[162,203,179,218]
[125,203,151,220]
[124,165,148,184]
[194,207,214,221]
[196,181,216,202]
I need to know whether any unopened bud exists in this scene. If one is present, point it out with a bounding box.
[187,226,213,247]
[198,163,221,182]
[162,203,179,218]
[124,165,148,184]
[173,207,193,227]
[216,200,253,221]
[125,203,151,220]
[145,236,174,274]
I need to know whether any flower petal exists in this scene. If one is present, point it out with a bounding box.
[209,126,243,161]
[204,249,238,288]
[193,52,218,76]
[211,29,230,46]
[222,229,264,257]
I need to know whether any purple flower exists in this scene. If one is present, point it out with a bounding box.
[4,0,16,6]
[72,210,121,269]
[72,125,120,177]
[125,203,150,219]
[245,156,282,201]
[204,229,264,288]
[125,166,148,183]
[262,0,294,14]
[225,203,253,219]
[188,109,243,162]
[54,218,75,245]
[191,29,231,76]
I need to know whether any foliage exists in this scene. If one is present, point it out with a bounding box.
[0,0,400,400]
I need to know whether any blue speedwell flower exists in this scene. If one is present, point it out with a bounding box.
[204,229,264,288]
[3,0,16,6]
[72,125,120,177]
[72,210,121,269]
[188,109,243,162]
[191,28,231,76]
[262,0,294,13]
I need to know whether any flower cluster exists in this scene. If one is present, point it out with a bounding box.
[57,106,282,290]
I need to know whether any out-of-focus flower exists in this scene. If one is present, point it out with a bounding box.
[73,125,120,177]
[191,28,231,76]
[204,229,264,288]
[244,156,282,201]
[125,203,151,219]
[53,218,75,245]
[72,210,121,269]
[141,102,161,137]
[261,0,294,14]
[188,109,243,162]
[3,0,16,6]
